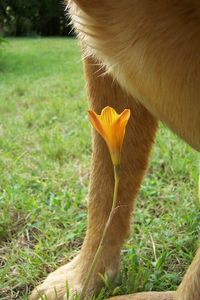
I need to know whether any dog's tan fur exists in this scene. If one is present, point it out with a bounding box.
[30,1,200,299]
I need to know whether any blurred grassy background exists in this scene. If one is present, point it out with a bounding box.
[0,38,199,300]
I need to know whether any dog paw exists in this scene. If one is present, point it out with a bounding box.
[108,291,175,300]
[29,257,83,300]
[30,254,118,300]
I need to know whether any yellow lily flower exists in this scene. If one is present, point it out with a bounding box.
[88,106,130,165]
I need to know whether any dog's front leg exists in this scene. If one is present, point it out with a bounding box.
[77,56,158,293]
[174,245,200,300]
[30,56,157,300]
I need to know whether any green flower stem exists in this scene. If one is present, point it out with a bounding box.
[80,164,120,300]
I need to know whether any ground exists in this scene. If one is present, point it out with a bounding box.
[0,38,199,300]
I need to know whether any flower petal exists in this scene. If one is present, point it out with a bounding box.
[88,110,106,138]
[100,106,118,125]
[118,109,131,127]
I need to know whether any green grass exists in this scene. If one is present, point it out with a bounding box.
[0,38,199,300]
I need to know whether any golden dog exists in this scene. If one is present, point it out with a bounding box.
[30,1,200,299]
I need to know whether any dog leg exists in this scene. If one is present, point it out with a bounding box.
[174,245,200,300]
[30,56,157,300]
[108,291,175,300]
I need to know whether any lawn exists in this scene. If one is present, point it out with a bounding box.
[0,38,199,300]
